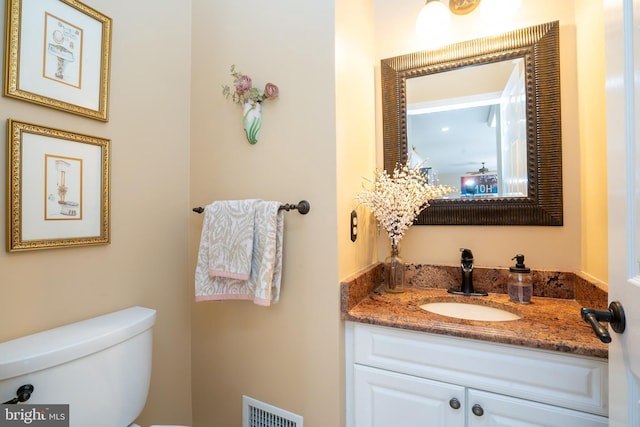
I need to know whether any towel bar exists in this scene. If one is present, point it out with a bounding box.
[192,200,310,215]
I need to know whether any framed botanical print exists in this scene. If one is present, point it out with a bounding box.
[7,119,111,251]
[3,0,112,121]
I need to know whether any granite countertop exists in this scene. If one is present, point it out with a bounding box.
[341,263,609,359]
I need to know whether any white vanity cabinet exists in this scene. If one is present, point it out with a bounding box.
[346,322,608,427]
[354,364,466,426]
[466,389,606,426]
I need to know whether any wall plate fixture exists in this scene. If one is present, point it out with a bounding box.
[449,0,482,15]
[350,210,358,242]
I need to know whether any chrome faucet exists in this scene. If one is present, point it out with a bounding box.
[448,248,488,296]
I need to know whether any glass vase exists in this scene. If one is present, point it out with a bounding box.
[385,243,405,293]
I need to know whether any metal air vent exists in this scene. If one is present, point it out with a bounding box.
[242,395,303,427]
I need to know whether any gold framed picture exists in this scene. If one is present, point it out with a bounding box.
[7,119,111,251]
[3,0,112,121]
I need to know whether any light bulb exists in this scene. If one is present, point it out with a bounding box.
[416,0,451,38]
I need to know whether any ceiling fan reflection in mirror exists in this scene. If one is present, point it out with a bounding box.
[465,162,495,175]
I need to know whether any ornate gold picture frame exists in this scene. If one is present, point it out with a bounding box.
[7,119,111,251]
[3,0,112,121]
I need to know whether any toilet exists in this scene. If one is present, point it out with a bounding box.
[0,306,188,427]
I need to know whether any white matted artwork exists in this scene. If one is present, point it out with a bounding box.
[3,0,112,121]
[7,119,110,251]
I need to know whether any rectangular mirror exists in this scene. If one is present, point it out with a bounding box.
[382,21,562,225]
[407,58,526,198]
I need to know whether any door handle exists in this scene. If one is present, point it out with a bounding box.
[581,301,626,343]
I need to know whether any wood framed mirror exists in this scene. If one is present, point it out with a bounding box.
[381,21,562,225]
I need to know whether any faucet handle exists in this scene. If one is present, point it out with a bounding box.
[460,248,473,261]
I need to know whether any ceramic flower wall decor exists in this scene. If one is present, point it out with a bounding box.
[222,65,279,145]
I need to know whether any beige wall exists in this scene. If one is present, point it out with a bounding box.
[372,0,607,283]
[337,0,378,279]
[189,0,375,425]
[575,0,607,281]
[0,1,193,426]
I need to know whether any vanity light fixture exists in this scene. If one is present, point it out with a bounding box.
[449,0,482,15]
[416,0,481,37]
[417,0,520,37]
[416,0,451,37]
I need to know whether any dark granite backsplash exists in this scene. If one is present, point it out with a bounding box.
[407,264,575,299]
[341,262,608,312]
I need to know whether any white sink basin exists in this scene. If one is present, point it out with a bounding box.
[420,302,521,321]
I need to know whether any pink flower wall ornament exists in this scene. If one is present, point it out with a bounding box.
[222,65,279,145]
[264,82,279,99]
[234,75,252,94]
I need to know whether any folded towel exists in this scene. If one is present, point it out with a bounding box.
[195,200,284,306]
[206,199,259,280]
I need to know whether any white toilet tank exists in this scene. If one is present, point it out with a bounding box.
[0,306,156,427]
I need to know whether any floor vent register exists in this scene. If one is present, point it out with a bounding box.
[242,395,303,427]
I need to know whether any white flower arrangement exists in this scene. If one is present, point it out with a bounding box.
[356,162,456,247]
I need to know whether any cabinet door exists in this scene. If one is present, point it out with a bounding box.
[353,364,465,427]
[467,389,608,427]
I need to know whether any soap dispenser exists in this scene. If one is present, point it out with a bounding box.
[508,254,532,303]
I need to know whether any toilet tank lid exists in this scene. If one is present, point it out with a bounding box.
[0,306,156,381]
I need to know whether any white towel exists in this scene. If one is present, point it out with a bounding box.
[206,199,259,280]
[195,200,284,306]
